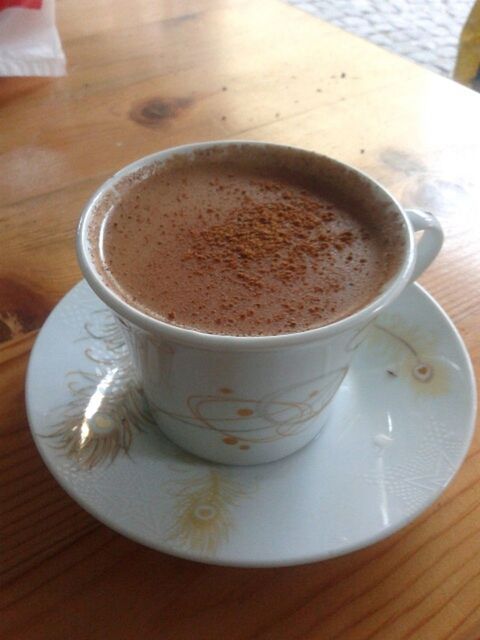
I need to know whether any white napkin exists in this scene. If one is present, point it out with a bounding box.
[0,0,66,76]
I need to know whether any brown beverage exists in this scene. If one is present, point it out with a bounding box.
[89,148,400,335]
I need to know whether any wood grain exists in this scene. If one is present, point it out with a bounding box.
[1,1,479,638]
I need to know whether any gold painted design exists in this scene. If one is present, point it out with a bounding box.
[42,306,256,555]
[345,324,373,352]
[370,315,450,395]
[45,310,156,468]
[151,366,348,450]
[166,469,251,554]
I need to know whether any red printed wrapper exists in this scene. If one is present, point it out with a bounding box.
[0,1,43,9]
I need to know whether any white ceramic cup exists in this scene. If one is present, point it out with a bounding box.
[77,141,443,465]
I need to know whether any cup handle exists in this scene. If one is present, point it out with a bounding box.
[405,208,444,283]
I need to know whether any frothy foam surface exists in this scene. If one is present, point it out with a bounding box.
[90,149,402,335]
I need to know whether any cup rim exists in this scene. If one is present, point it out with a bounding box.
[77,140,416,350]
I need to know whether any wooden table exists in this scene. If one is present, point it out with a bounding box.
[1,1,479,638]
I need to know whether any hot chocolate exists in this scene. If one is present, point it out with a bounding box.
[90,150,399,335]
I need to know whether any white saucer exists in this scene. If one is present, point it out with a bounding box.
[26,281,476,567]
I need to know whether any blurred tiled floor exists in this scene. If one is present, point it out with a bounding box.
[287,0,474,76]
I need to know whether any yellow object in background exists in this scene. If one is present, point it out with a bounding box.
[454,0,480,90]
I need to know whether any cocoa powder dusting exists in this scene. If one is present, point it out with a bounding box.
[185,188,355,293]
